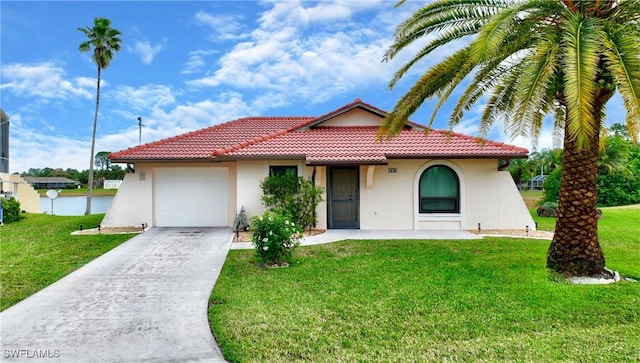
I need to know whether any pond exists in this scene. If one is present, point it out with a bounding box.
[39,196,114,216]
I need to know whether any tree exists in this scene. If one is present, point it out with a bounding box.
[382,0,640,278]
[94,151,111,171]
[78,17,122,215]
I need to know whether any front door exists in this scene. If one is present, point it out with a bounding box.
[328,167,360,229]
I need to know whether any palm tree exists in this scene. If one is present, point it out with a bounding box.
[78,17,122,215]
[382,0,640,277]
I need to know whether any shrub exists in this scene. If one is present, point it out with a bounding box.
[251,210,302,266]
[541,167,561,204]
[260,174,324,230]
[1,197,23,223]
[537,202,558,217]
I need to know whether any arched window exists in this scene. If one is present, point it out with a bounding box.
[419,165,459,213]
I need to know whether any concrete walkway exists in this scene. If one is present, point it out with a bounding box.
[0,228,232,363]
[231,229,481,250]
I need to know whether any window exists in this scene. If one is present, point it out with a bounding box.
[269,165,297,177]
[419,165,459,213]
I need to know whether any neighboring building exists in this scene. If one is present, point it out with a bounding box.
[530,175,547,190]
[0,173,40,213]
[103,180,123,189]
[105,99,534,231]
[0,109,8,173]
[23,177,81,189]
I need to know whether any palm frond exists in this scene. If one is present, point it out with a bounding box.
[602,26,640,143]
[512,37,559,135]
[448,19,539,123]
[552,104,565,148]
[381,48,472,137]
[478,65,522,138]
[561,14,600,150]
[469,4,523,63]
[387,20,484,89]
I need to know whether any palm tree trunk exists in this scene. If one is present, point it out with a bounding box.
[85,67,101,216]
[547,107,605,276]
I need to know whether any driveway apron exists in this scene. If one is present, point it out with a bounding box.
[0,228,232,362]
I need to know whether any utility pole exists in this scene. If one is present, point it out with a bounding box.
[137,117,143,145]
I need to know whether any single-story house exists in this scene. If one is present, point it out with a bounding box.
[23,176,80,190]
[105,99,534,231]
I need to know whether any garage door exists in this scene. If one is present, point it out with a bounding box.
[154,167,229,227]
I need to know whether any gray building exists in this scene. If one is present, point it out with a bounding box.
[0,109,8,173]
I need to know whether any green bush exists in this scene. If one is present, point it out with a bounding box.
[260,174,324,230]
[541,168,561,204]
[536,202,558,217]
[1,197,23,223]
[251,211,302,266]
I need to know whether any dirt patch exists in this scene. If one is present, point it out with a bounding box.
[233,229,326,242]
[71,227,145,235]
[469,229,554,239]
[522,198,540,210]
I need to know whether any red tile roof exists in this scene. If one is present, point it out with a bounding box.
[109,116,314,162]
[220,126,529,164]
[110,100,528,163]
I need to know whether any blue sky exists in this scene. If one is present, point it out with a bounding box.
[1,0,628,173]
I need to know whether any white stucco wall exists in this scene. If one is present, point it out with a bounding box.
[319,109,383,127]
[235,160,328,229]
[102,162,237,228]
[101,168,153,228]
[359,161,415,230]
[103,158,532,232]
[358,159,534,231]
[236,160,269,218]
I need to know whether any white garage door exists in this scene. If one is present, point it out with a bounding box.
[154,167,229,227]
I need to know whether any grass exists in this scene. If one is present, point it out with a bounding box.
[37,187,117,197]
[520,189,543,209]
[0,213,133,311]
[209,206,640,362]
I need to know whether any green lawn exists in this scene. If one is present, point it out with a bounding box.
[0,213,133,311]
[209,206,640,362]
[37,187,117,197]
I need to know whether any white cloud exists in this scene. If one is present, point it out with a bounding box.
[128,40,164,64]
[10,119,92,173]
[193,11,247,41]
[112,84,176,111]
[185,0,452,110]
[182,49,218,75]
[9,93,253,173]
[0,62,94,100]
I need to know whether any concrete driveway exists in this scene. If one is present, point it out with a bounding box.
[0,228,232,362]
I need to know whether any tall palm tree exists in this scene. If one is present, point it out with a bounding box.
[382,0,640,277]
[78,17,122,215]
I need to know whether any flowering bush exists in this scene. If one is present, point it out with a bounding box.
[251,210,302,266]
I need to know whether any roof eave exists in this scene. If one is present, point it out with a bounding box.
[109,157,219,164]
[386,153,529,160]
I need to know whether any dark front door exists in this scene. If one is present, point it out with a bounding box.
[328,167,360,229]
